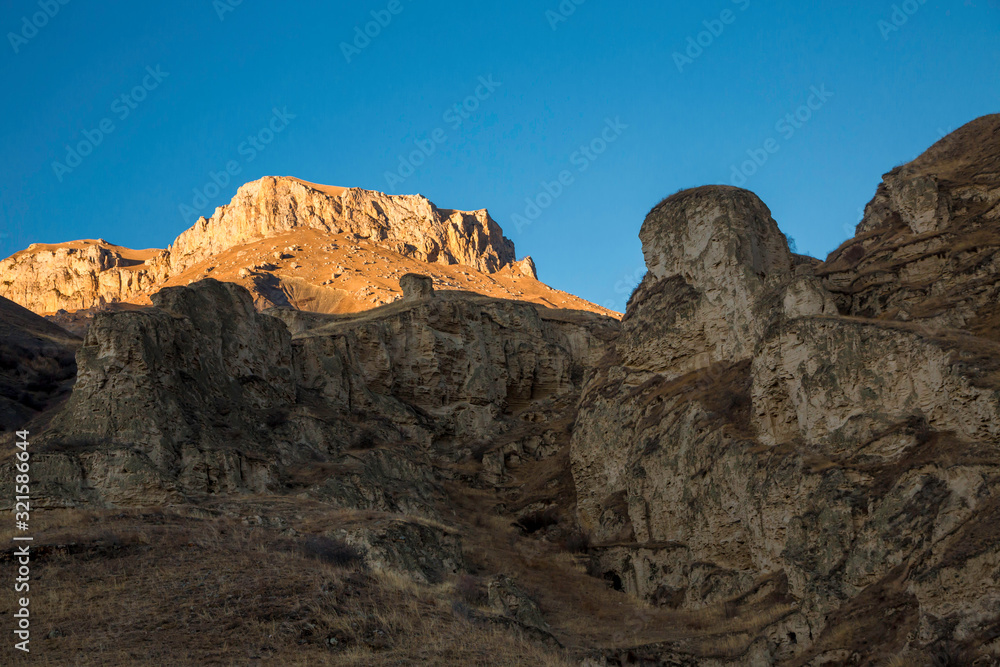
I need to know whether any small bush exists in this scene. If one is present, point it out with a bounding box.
[931,641,974,667]
[454,575,486,606]
[451,600,475,622]
[843,244,866,265]
[515,508,560,535]
[263,408,289,428]
[352,429,379,450]
[563,530,590,553]
[908,414,932,445]
[303,536,364,568]
[469,439,493,463]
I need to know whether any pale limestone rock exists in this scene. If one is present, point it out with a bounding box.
[168,177,515,276]
[399,273,434,299]
[571,131,1000,662]
[512,256,538,279]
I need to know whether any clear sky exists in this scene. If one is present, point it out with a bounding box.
[1,1,998,311]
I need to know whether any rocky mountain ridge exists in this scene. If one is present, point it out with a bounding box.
[0,177,612,321]
[3,114,999,665]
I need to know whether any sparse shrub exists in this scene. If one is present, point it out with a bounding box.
[44,437,104,453]
[451,600,475,622]
[95,530,124,548]
[469,439,493,463]
[515,507,560,535]
[603,570,624,592]
[713,390,750,422]
[454,574,486,606]
[563,530,590,553]
[650,584,686,609]
[843,244,866,265]
[931,641,973,667]
[352,429,379,450]
[263,407,289,428]
[303,536,364,568]
[908,414,932,445]
[627,280,643,306]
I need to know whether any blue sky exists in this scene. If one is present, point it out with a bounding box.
[1,1,998,311]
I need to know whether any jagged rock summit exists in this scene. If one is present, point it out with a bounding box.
[0,176,614,322]
[169,177,515,275]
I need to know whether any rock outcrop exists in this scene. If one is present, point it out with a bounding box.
[819,114,1000,338]
[0,178,535,317]
[26,279,615,506]
[0,240,167,314]
[571,116,1000,664]
[168,177,515,275]
[399,273,434,299]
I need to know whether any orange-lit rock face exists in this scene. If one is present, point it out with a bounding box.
[0,176,617,321]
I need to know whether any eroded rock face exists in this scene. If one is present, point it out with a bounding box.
[821,114,1000,337]
[0,177,518,315]
[168,178,516,275]
[26,281,615,506]
[572,163,1000,663]
[18,278,617,588]
[621,187,793,375]
[36,279,296,498]
[0,241,167,314]
[399,273,434,299]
